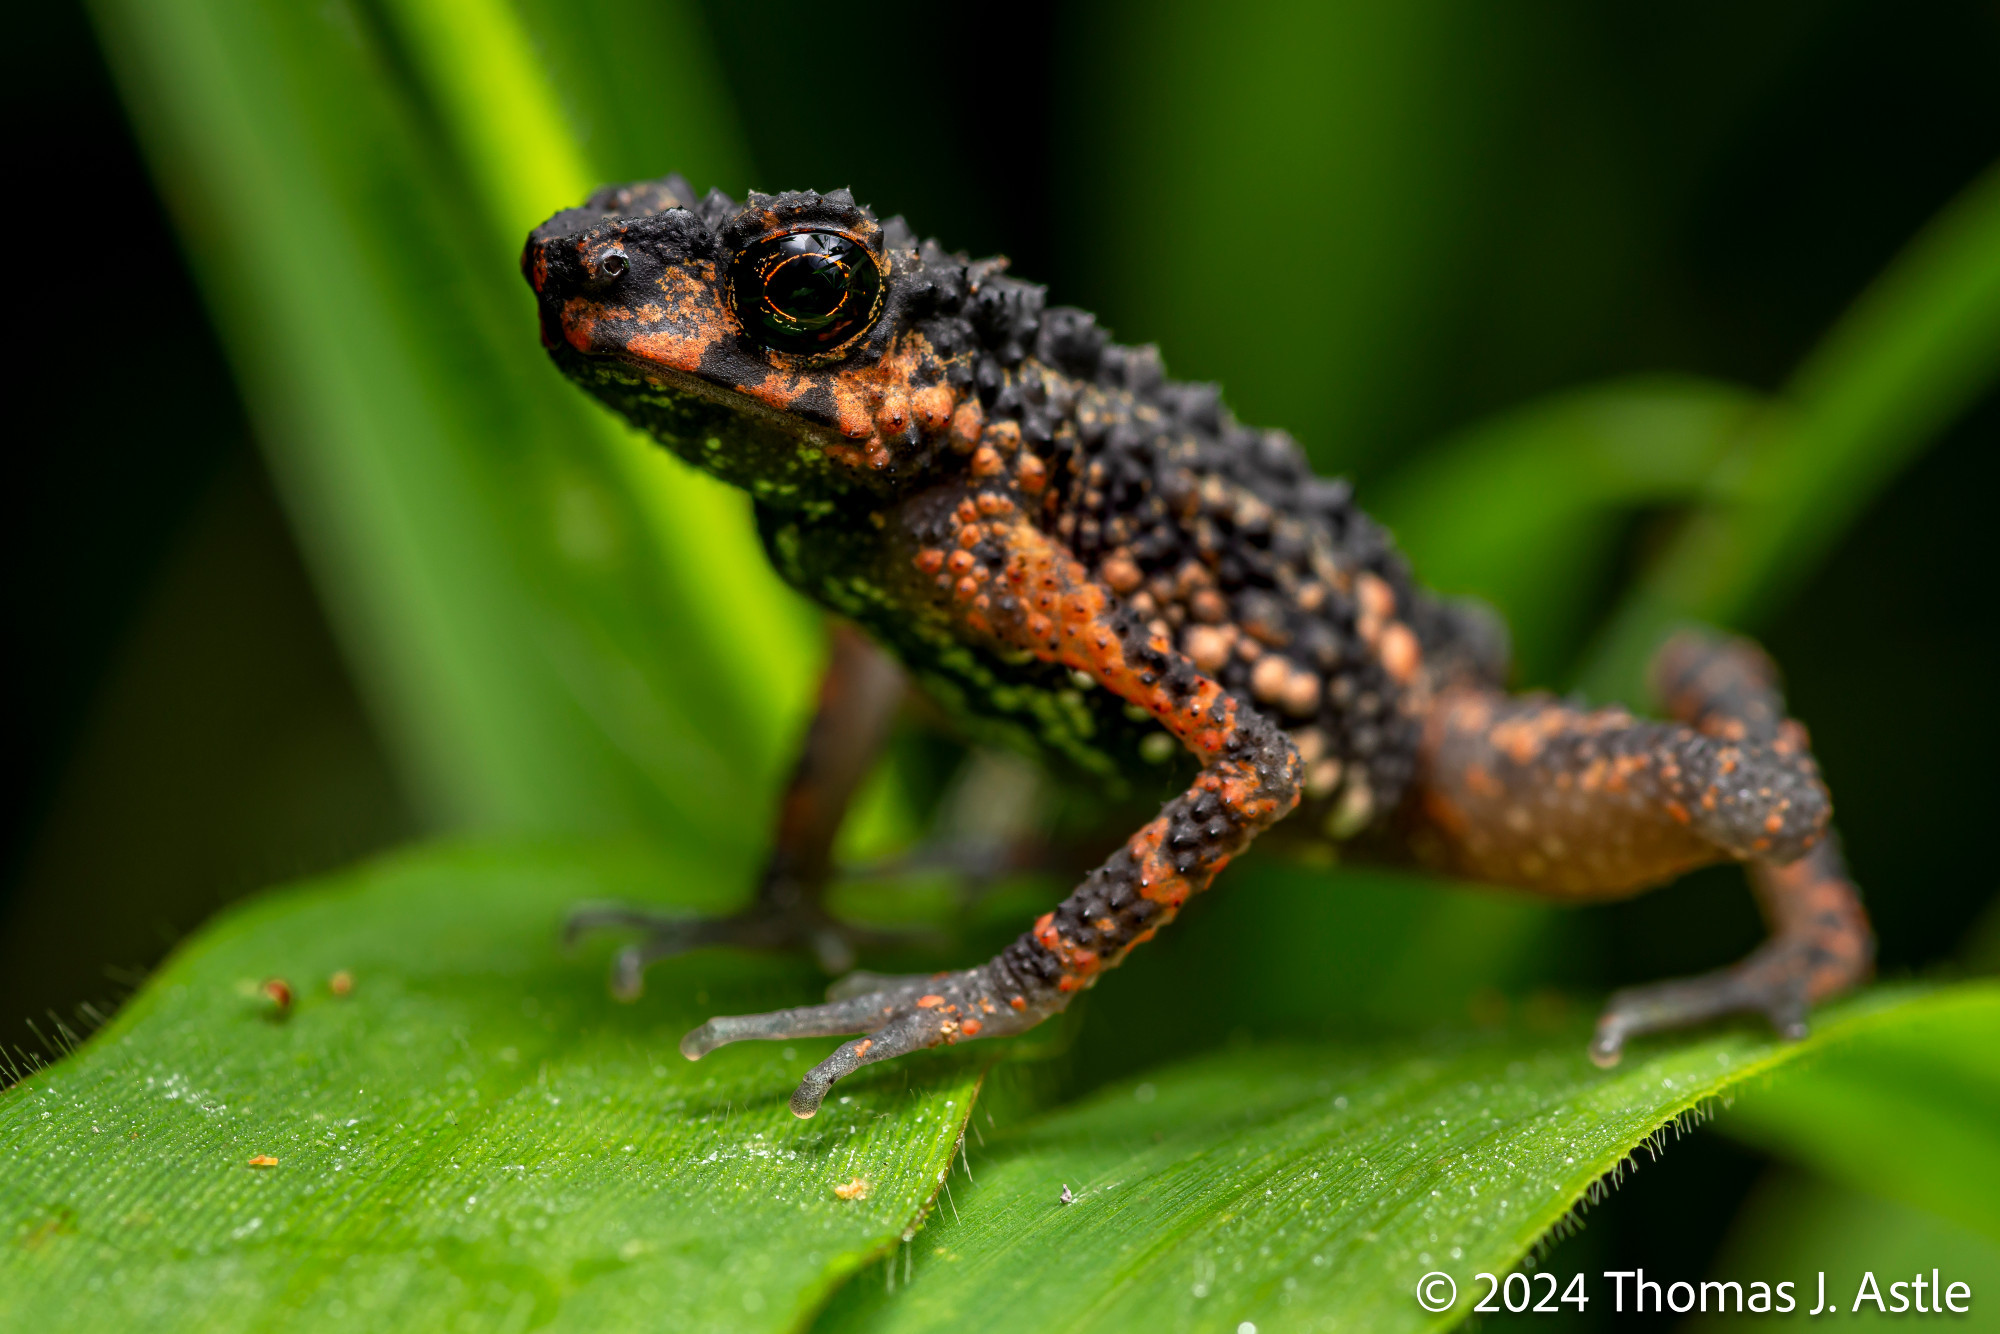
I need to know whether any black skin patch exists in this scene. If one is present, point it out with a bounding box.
[786,380,841,430]
[527,176,1874,1115]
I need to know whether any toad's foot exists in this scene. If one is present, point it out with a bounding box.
[564,902,944,997]
[681,964,1055,1118]
[1589,940,1815,1067]
[1588,840,1873,1067]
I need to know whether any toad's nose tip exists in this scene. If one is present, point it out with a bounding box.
[520,235,555,296]
[522,241,574,352]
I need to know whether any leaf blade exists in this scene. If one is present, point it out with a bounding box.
[815,984,1998,1334]
[0,841,982,1332]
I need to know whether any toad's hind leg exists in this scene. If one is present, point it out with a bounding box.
[567,622,915,990]
[1404,629,1872,1063]
[1589,632,1873,1063]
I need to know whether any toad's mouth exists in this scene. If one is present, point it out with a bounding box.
[545,336,906,497]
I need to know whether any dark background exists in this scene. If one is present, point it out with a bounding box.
[6,0,1996,1319]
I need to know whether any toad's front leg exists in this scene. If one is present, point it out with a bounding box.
[683,511,1301,1116]
[568,620,915,985]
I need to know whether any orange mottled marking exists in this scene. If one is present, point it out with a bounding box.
[1379,622,1421,683]
[921,509,1302,992]
[1356,572,1395,623]
[912,384,954,430]
[1100,555,1143,593]
[948,401,984,452]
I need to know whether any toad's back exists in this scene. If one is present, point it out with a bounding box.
[529,175,1498,832]
[763,331,1511,835]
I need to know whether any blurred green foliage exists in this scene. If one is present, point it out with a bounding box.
[1707,1172,2000,1332]
[88,0,814,856]
[5,0,2000,1329]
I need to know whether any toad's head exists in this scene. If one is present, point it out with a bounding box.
[525,176,1038,508]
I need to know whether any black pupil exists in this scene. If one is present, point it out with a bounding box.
[731,230,881,354]
[767,253,847,322]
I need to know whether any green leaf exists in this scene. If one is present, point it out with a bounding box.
[1373,377,1761,684]
[1580,161,2000,701]
[1717,997,2000,1242]
[812,984,1997,1334]
[1057,861,1567,1087]
[87,0,817,851]
[0,842,982,1332]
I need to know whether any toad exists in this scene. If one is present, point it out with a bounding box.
[523,177,1871,1118]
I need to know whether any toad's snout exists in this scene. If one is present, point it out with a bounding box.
[521,207,729,369]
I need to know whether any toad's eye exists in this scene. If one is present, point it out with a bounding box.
[729,230,883,355]
[595,247,629,279]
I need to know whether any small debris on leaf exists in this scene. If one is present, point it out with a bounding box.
[833,1177,871,1201]
[329,970,354,997]
[247,1155,279,1168]
[1059,1183,1074,1206]
[260,978,293,1011]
